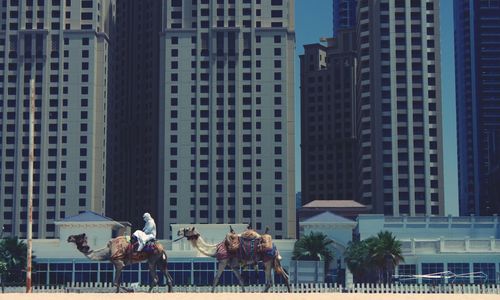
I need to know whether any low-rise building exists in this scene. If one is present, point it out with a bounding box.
[301,213,500,285]
[29,212,500,285]
[356,215,500,284]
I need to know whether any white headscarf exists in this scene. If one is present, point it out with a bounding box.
[142,212,156,237]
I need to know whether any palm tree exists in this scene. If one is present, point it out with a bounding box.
[344,237,377,283]
[0,261,6,292]
[292,232,334,281]
[0,237,29,285]
[344,232,404,283]
[371,231,404,283]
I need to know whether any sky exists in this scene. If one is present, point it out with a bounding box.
[294,0,459,215]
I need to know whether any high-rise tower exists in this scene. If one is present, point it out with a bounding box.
[159,0,296,238]
[355,0,444,215]
[455,0,500,216]
[300,30,357,205]
[0,0,115,238]
[333,0,357,35]
[106,0,162,229]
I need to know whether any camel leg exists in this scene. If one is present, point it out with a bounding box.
[113,261,130,293]
[282,269,291,292]
[274,258,291,292]
[158,253,173,293]
[263,261,272,293]
[230,265,246,293]
[113,262,122,293]
[114,261,134,293]
[148,261,158,293]
[212,260,227,293]
[165,272,173,293]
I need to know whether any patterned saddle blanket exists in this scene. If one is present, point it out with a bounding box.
[109,236,161,260]
[225,230,273,254]
[224,230,276,263]
[239,237,277,262]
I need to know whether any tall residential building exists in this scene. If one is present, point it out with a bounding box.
[355,0,444,215]
[106,0,162,229]
[454,0,500,216]
[0,0,115,238]
[300,29,357,205]
[333,0,356,35]
[159,0,296,239]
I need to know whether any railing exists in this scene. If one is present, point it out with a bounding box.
[3,282,500,293]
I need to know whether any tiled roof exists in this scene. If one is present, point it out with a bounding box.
[60,211,116,223]
[303,200,367,208]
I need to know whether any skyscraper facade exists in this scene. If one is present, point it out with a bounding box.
[106,0,162,229]
[333,0,356,35]
[455,0,500,216]
[0,0,115,238]
[159,0,296,239]
[356,0,444,216]
[300,29,357,205]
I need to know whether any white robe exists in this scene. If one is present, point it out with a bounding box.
[133,216,156,251]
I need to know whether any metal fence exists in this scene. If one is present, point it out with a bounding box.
[3,282,500,293]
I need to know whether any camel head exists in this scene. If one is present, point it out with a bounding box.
[67,233,90,253]
[177,227,200,241]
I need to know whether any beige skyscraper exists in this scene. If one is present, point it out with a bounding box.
[159,0,296,238]
[0,0,115,238]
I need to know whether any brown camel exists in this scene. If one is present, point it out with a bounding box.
[177,227,291,293]
[67,233,173,293]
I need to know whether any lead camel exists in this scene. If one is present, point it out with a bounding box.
[67,233,173,293]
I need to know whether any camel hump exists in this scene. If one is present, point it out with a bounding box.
[225,232,239,252]
[109,236,130,260]
[240,229,261,239]
[259,234,273,252]
[154,241,164,252]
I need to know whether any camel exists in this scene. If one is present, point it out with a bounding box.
[67,233,173,293]
[177,227,291,293]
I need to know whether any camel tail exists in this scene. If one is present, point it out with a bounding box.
[160,251,169,271]
[274,256,288,279]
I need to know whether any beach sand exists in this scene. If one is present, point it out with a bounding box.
[3,293,500,300]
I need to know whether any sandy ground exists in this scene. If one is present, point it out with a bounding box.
[3,294,500,300]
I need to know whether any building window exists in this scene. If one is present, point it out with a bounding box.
[81,12,93,20]
[421,263,444,284]
[275,222,282,231]
[271,10,282,17]
[448,263,470,284]
[473,263,495,284]
[397,264,417,283]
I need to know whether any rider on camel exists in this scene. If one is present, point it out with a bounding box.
[132,212,157,252]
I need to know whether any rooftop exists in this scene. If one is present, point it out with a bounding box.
[302,200,368,209]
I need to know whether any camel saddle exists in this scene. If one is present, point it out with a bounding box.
[224,230,273,255]
[225,229,259,252]
[109,236,162,261]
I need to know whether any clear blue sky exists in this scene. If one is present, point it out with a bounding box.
[294,0,459,215]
